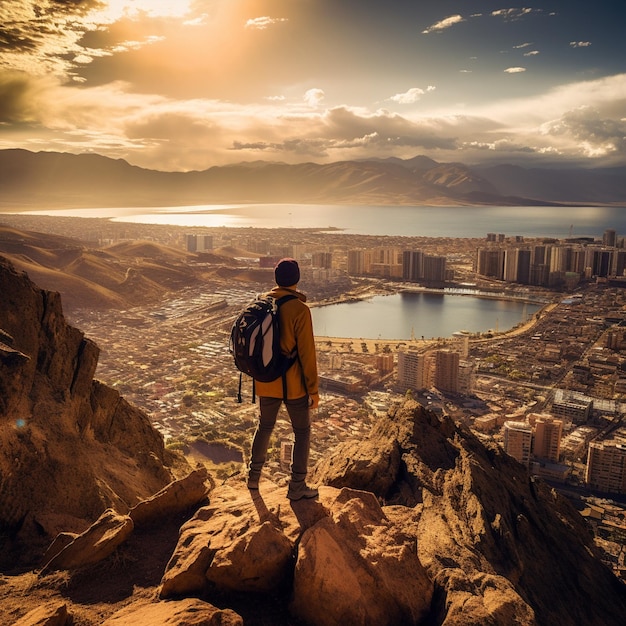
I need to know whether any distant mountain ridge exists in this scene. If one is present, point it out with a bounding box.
[0,148,625,208]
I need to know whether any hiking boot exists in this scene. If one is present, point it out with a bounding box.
[247,472,260,490]
[287,481,318,501]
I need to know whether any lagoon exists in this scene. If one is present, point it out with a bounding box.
[311,292,542,340]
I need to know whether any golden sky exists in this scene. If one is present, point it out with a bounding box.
[0,1,625,171]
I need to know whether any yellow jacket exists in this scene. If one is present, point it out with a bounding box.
[254,286,319,405]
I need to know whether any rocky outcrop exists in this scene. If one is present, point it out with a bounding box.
[159,482,433,626]
[0,256,186,568]
[311,399,626,626]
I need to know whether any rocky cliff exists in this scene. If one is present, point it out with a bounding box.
[311,401,626,625]
[0,256,186,568]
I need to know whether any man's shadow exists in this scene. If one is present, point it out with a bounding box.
[249,489,328,533]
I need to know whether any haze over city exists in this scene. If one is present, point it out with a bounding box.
[1,0,625,172]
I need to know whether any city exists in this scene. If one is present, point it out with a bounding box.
[2,213,626,577]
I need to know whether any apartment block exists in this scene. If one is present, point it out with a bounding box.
[312,251,333,269]
[397,350,426,391]
[434,349,459,394]
[423,255,447,283]
[458,360,475,395]
[532,415,563,462]
[402,250,423,281]
[551,396,592,424]
[503,421,533,466]
[585,442,626,494]
[186,234,213,252]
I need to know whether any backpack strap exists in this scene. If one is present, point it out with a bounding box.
[276,294,298,402]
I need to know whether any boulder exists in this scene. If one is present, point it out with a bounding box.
[160,483,298,597]
[41,509,133,572]
[102,598,243,625]
[290,488,433,626]
[12,603,69,626]
[130,468,211,527]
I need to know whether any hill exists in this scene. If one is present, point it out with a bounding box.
[1,149,625,209]
[0,226,211,310]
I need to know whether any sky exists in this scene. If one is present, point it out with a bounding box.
[0,0,625,172]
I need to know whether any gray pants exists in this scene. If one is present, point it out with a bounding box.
[249,395,311,483]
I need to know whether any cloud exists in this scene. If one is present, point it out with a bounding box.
[0,0,190,82]
[304,88,325,106]
[0,71,51,124]
[458,73,626,165]
[570,41,592,48]
[5,71,624,170]
[491,8,539,21]
[422,15,464,34]
[245,16,288,30]
[505,67,527,74]
[541,106,626,158]
[524,50,539,57]
[388,87,435,104]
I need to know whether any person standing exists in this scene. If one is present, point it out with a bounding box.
[247,258,319,500]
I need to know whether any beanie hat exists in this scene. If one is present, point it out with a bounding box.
[274,258,300,287]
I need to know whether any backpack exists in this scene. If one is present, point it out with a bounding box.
[230,294,297,402]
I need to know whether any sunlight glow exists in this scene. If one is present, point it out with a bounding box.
[91,0,195,23]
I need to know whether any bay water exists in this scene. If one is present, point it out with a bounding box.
[8,202,626,238]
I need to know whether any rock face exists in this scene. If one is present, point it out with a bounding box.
[311,399,626,626]
[0,256,184,567]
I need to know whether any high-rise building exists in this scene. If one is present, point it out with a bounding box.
[376,353,395,375]
[476,248,504,279]
[585,442,626,494]
[369,247,403,278]
[457,360,475,395]
[347,249,369,275]
[423,255,447,283]
[186,234,213,252]
[397,350,426,391]
[280,440,294,469]
[533,415,563,462]
[603,228,617,247]
[434,349,459,393]
[503,421,533,466]
[402,250,423,281]
[312,252,333,269]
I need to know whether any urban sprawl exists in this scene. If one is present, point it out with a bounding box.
[21,216,624,577]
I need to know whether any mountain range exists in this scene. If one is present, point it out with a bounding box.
[1,149,625,209]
